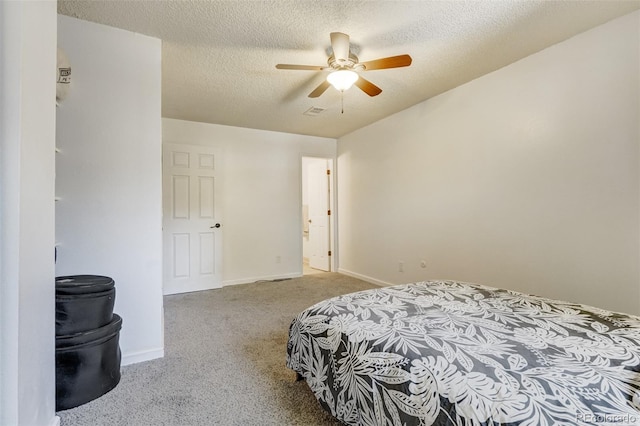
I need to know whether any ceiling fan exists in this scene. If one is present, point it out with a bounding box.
[276,32,412,98]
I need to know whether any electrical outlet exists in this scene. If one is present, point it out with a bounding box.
[420,260,427,269]
[398,261,404,273]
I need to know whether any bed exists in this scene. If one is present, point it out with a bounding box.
[286,280,640,425]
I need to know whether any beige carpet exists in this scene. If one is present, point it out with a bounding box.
[57,273,375,425]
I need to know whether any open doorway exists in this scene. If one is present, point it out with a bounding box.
[302,157,333,275]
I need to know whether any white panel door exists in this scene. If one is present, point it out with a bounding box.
[163,143,222,295]
[308,160,330,271]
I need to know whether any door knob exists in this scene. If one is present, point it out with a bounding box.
[210,223,221,229]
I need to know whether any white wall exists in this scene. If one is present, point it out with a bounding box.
[338,11,640,315]
[0,2,57,425]
[56,16,164,365]
[163,118,336,285]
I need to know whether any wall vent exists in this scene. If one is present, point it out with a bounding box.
[303,106,326,116]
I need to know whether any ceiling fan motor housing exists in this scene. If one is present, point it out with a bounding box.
[328,53,364,71]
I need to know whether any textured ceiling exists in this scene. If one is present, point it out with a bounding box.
[58,0,640,138]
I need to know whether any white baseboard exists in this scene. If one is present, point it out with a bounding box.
[50,416,61,426]
[338,268,393,287]
[222,272,302,287]
[121,347,164,366]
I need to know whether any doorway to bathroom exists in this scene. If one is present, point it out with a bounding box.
[302,157,333,275]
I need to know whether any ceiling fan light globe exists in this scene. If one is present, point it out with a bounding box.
[327,70,359,91]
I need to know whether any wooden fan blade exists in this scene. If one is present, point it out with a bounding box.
[276,64,325,71]
[308,80,331,98]
[354,76,382,97]
[361,54,412,71]
[330,32,350,63]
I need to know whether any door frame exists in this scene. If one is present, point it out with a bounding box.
[300,155,336,273]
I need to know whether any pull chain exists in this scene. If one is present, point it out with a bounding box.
[341,90,344,114]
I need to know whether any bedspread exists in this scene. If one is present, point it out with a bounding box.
[286,281,640,425]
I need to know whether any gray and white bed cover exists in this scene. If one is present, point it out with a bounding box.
[286,281,640,426]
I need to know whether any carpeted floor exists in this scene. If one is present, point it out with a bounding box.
[57,272,376,425]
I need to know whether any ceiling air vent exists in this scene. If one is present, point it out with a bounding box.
[303,106,326,116]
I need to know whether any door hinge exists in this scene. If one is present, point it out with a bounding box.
[328,250,332,256]
[326,169,330,175]
[327,209,331,215]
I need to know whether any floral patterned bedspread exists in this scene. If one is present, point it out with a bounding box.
[286,281,640,426]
